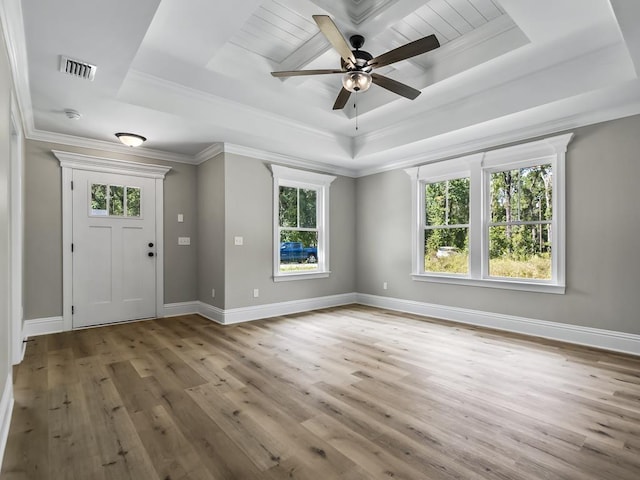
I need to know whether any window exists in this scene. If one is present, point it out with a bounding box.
[424,177,470,274]
[488,164,552,279]
[271,165,335,281]
[407,133,573,293]
[91,183,141,217]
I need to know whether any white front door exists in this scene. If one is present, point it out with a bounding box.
[72,169,157,328]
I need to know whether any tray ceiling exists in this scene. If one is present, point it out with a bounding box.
[6,0,640,175]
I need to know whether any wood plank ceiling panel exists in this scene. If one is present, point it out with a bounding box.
[468,0,504,21]
[449,0,491,28]
[429,0,474,36]
[230,0,318,63]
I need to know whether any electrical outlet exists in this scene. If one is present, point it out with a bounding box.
[253,288,259,298]
[211,288,215,298]
[178,237,191,245]
[234,236,244,246]
[383,282,388,290]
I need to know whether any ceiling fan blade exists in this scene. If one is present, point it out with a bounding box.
[371,73,421,100]
[271,69,344,78]
[312,15,355,67]
[368,34,440,69]
[332,87,351,110]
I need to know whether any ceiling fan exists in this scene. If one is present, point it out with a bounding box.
[271,15,440,110]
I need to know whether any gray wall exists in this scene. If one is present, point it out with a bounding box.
[356,115,640,336]
[197,153,225,309]
[0,18,12,427]
[197,152,357,310]
[20,105,640,336]
[23,140,198,319]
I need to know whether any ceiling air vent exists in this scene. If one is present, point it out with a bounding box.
[59,56,97,81]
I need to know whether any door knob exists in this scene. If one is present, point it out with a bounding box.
[148,252,155,257]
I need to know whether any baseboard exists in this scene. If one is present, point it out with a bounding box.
[197,302,225,324]
[193,293,358,325]
[30,295,640,356]
[22,316,64,339]
[0,373,14,473]
[163,301,200,317]
[221,293,357,324]
[356,293,640,356]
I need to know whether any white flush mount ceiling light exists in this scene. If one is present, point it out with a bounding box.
[115,132,146,147]
[342,71,372,93]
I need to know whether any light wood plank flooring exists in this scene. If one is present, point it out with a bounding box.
[2,305,640,479]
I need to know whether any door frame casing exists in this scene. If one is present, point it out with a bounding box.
[10,98,24,364]
[54,150,171,331]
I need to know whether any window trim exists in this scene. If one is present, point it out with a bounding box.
[271,165,336,282]
[406,133,573,294]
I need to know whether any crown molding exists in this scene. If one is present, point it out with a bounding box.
[223,143,357,177]
[28,128,197,164]
[194,142,224,164]
[353,93,640,177]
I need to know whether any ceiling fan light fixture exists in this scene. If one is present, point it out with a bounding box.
[115,132,146,147]
[342,71,372,93]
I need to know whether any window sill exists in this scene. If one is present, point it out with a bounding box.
[411,274,565,294]
[273,271,331,282]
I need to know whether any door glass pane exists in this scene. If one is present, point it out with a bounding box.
[109,185,124,216]
[126,187,141,217]
[91,184,108,216]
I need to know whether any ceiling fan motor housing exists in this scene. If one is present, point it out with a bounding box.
[341,49,373,72]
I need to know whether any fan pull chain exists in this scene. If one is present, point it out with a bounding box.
[354,92,359,131]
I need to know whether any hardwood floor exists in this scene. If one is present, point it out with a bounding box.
[2,305,640,479]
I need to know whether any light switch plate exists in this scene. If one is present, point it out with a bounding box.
[178,237,191,245]
[178,214,184,223]
[234,236,243,246]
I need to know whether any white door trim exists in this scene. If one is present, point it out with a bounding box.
[54,150,171,331]
[10,98,24,364]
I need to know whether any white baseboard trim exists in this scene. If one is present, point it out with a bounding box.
[34,295,639,356]
[0,373,14,473]
[22,316,64,339]
[197,302,225,324]
[194,293,358,325]
[222,293,357,325]
[356,294,640,356]
[163,301,200,317]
